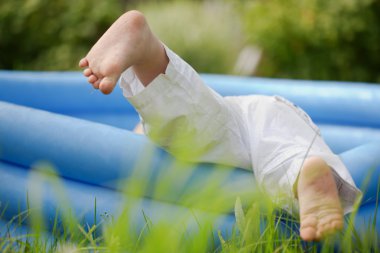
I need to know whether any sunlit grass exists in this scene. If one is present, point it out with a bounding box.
[0,154,379,252]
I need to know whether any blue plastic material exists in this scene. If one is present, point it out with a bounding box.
[0,161,378,237]
[0,162,235,235]
[0,70,379,237]
[1,71,380,128]
[0,101,378,204]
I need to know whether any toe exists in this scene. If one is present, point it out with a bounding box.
[316,229,323,241]
[300,226,317,241]
[83,68,92,77]
[88,75,98,84]
[321,223,334,236]
[92,79,101,89]
[332,219,343,230]
[99,76,118,94]
[79,58,89,68]
[315,223,339,240]
[319,219,343,238]
[300,216,318,241]
[318,214,343,238]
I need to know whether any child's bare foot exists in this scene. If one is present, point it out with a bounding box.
[79,10,168,94]
[297,157,343,241]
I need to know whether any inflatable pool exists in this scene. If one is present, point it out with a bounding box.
[0,71,379,237]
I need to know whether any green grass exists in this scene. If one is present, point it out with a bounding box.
[0,161,379,253]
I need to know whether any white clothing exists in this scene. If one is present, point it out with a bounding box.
[120,45,361,215]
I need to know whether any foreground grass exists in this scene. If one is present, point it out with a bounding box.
[1,200,378,253]
[0,162,378,253]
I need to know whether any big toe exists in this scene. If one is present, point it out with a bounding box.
[300,226,318,241]
[99,76,118,94]
[300,216,318,241]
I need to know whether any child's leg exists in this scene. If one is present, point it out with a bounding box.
[79,10,168,94]
[228,95,361,242]
[80,10,251,169]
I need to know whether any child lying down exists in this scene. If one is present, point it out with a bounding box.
[79,10,361,241]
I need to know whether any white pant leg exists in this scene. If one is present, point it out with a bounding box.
[119,44,361,215]
[119,45,251,169]
[225,95,361,214]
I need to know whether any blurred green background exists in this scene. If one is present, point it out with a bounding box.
[1,0,379,83]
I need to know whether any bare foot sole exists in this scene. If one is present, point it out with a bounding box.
[79,10,158,94]
[297,157,344,241]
